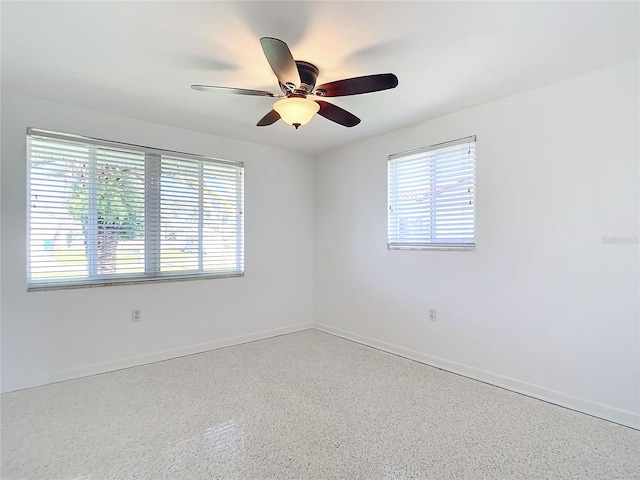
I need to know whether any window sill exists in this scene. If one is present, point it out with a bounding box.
[27,271,244,292]
[387,244,475,251]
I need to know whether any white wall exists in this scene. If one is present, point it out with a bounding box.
[1,93,315,392]
[314,61,640,428]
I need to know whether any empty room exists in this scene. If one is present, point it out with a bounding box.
[1,1,638,478]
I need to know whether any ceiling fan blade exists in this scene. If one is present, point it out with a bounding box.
[257,109,281,126]
[191,85,278,97]
[315,101,361,127]
[314,73,398,97]
[260,37,301,89]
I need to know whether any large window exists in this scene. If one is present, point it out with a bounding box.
[27,128,244,290]
[387,136,476,250]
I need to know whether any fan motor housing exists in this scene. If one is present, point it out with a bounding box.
[280,61,319,95]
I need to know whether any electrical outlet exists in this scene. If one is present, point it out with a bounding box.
[428,308,437,321]
[131,309,142,322]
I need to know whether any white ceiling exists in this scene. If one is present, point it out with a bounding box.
[2,1,638,156]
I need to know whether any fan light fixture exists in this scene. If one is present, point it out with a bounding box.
[273,97,320,129]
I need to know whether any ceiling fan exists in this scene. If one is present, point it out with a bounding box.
[191,37,399,129]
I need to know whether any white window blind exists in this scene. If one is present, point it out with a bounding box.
[27,128,244,290]
[387,136,476,250]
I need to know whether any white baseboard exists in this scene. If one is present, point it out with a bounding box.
[3,323,313,394]
[314,323,640,430]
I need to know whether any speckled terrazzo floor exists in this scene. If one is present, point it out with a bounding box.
[2,330,639,479]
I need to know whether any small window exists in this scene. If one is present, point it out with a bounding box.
[27,128,244,290]
[387,136,476,250]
